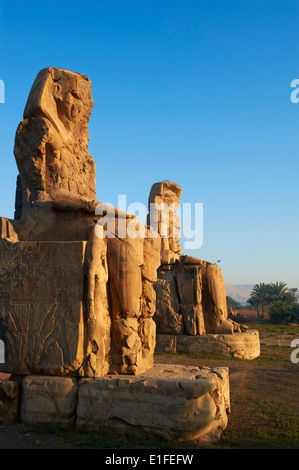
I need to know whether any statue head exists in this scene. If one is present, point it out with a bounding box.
[14,67,97,210]
[24,67,94,138]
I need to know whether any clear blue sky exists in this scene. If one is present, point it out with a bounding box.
[0,0,298,287]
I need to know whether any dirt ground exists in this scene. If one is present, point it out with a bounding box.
[0,322,298,449]
[156,352,299,446]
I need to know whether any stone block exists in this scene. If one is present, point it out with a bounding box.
[157,330,260,360]
[20,376,78,427]
[0,377,20,424]
[76,364,230,443]
[155,334,177,353]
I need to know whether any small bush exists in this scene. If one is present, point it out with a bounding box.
[269,301,299,324]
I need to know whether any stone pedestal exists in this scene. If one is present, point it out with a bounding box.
[1,364,230,444]
[156,330,260,360]
[76,364,230,443]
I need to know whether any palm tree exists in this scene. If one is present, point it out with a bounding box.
[288,288,298,302]
[267,282,293,304]
[247,283,269,318]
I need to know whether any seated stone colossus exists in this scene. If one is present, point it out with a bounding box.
[0,67,245,379]
[147,181,247,337]
[0,67,160,377]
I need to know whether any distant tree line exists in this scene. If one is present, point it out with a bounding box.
[227,282,299,324]
[226,296,254,311]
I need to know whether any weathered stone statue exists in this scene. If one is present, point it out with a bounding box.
[0,67,247,443]
[0,67,160,377]
[14,67,96,215]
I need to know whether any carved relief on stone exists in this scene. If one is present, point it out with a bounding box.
[0,241,86,375]
[0,238,112,377]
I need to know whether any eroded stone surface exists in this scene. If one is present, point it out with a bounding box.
[76,364,230,443]
[0,239,112,376]
[0,378,20,424]
[4,365,229,442]
[107,227,160,376]
[0,68,236,442]
[154,257,247,337]
[156,330,260,360]
[0,68,161,377]
[20,376,78,427]
[14,67,96,218]
[148,182,251,338]
[147,181,182,265]
[0,241,86,375]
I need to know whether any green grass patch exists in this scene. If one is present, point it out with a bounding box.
[218,402,299,449]
[155,344,292,365]
[154,350,244,361]
[257,403,299,440]
[249,323,299,337]
[27,425,202,449]
[253,344,292,364]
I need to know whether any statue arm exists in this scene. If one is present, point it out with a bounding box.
[52,188,136,220]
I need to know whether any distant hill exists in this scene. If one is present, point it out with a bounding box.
[225,283,299,305]
[225,284,253,305]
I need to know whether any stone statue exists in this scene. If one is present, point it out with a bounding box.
[0,67,160,377]
[14,67,96,212]
[0,67,258,443]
